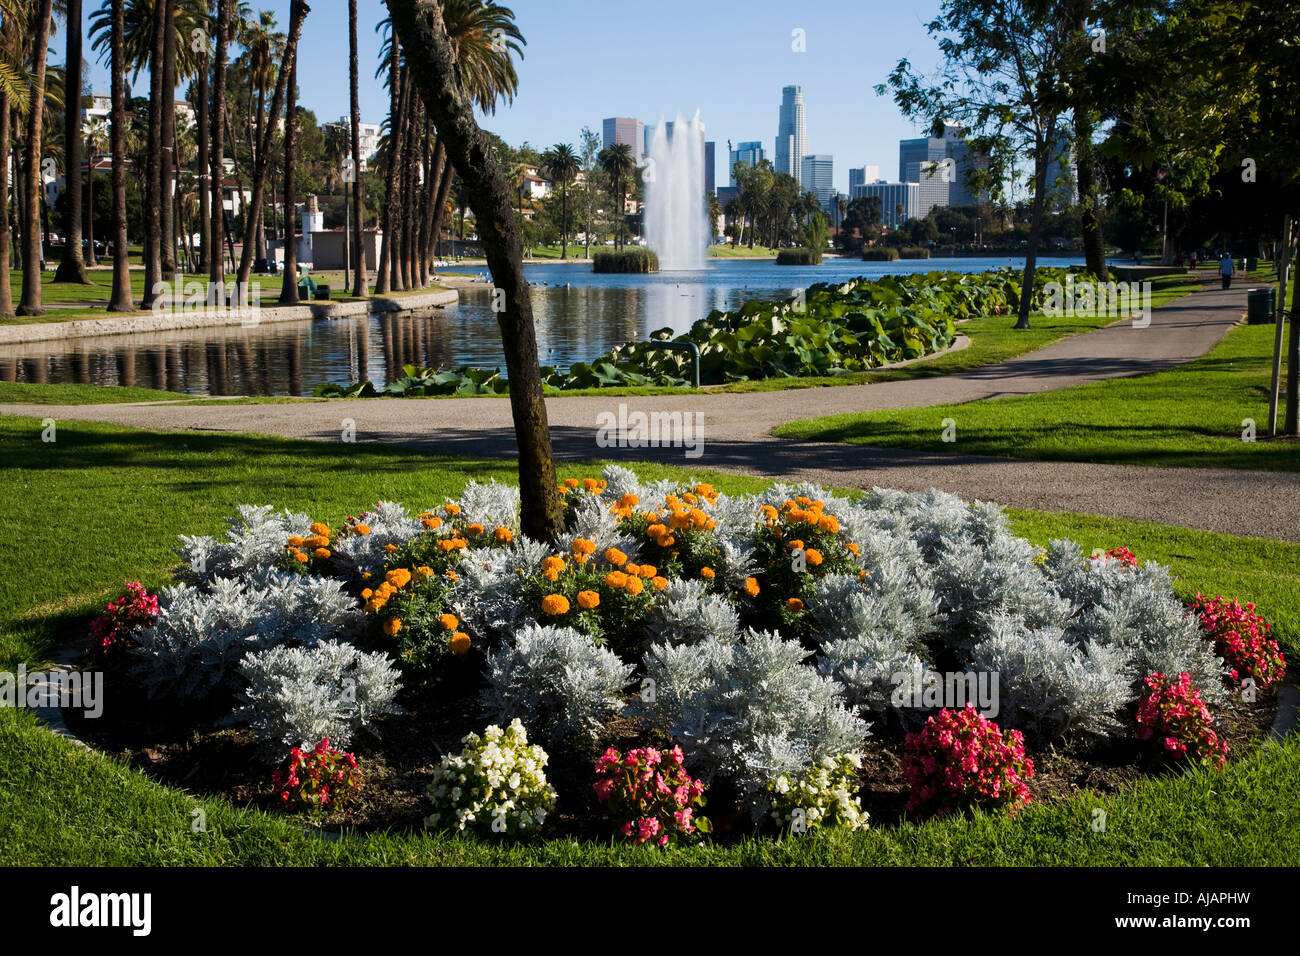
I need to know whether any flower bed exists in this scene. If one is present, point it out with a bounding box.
[72,467,1281,841]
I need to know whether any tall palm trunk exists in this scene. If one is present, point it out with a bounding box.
[17,0,55,316]
[0,95,12,316]
[420,134,443,283]
[375,31,400,295]
[279,30,300,305]
[348,0,366,296]
[141,0,165,307]
[387,0,562,542]
[398,96,417,289]
[160,0,178,278]
[209,0,230,292]
[430,157,453,263]
[387,63,409,290]
[196,52,209,273]
[108,0,133,310]
[54,0,89,283]
[236,0,307,291]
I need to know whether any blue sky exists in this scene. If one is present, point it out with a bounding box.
[82,0,947,195]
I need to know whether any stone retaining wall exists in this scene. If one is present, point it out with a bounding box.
[0,288,459,345]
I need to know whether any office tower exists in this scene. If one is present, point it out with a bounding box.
[849,181,919,229]
[729,141,766,184]
[704,141,716,195]
[800,154,835,210]
[899,124,989,206]
[602,117,645,164]
[1043,134,1076,210]
[904,158,955,218]
[849,165,881,191]
[775,85,807,178]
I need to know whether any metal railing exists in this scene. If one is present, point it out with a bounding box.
[641,340,701,388]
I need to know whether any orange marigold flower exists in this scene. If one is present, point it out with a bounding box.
[384,543,399,553]
[294,552,309,564]
[695,483,715,497]
[646,523,668,539]
[796,497,812,508]
[494,527,513,543]
[422,516,443,531]
[651,576,668,591]
[571,538,597,556]
[361,588,374,600]
[383,618,402,636]
[417,566,435,577]
[624,575,644,596]
[743,577,760,597]
[846,542,860,554]
[604,548,628,566]
[805,549,823,566]
[287,537,305,548]
[466,523,486,537]
[638,565,657,579]
[577,590,600,610]
[759,505,778,520]
[818,515,840,534]
[310,522,331,537]
[541,594,571,616]
[439,613,459,631]
[786,598,805,612]
[564,478,580,489]
[668,510,692,530]
[443,503,461,516]
[700,567,716,579]
[445,571,459,581]
[657,535,676,548]
[450,632,471,655]
[354,524,371,536]
[788,539,805,552]
[314,548,331,559]
[623,563,641,576]
[385,568,412,588]
[619,493,639,509]
[604,571,628,588]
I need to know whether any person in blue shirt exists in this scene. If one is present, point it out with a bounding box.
[1219,252,1234,289]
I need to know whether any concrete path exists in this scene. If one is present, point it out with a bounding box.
[6,276,1298,541]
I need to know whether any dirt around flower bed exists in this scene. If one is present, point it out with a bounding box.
[61,638,1280,840]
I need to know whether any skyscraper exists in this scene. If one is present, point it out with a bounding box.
[850,181,919,229]
[801,155,835,211]
[729,141,766,184]
[775,86,807,179]
[704,141,716,196]
[899,124,988,206]
[904,158,954,218]
[602,117,645,164]
[849,165,881,191]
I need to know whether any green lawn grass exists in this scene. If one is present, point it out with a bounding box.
[775,320,1299,471]
[1,415,1297,865]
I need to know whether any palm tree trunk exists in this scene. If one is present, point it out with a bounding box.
[196,53,209,273]
[387,0,563,542]
[54,0,89,283]
[388,64,408,290]
[420,136,444,281]
[374,30,400,295]
[17,0,55,316]
[0,94,12,317]
[399,97,419,289]
[430,155,453,264]
[108,0,133,310]
[160,0,178,279]
[209,0,230,292]
[279,29,300,305]
[140,0,165,307]
[348,0,366,296]
[236,0,307,291]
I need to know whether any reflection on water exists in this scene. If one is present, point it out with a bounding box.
[0,257,1088,396]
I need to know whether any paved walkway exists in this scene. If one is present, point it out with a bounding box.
[6,276,1298,541]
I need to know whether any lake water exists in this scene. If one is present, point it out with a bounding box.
[0,256,1089,397]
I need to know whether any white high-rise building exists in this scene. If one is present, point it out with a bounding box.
[801,155,835,210]
[775,85,807,179]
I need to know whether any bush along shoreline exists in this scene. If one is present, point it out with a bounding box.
[74,467,1283,840]
[315,266,1080,397]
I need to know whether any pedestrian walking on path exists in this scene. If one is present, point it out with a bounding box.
[1220,252,1235,289]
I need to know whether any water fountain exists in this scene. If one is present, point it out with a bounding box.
[643,111,709,271]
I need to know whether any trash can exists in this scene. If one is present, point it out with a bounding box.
[1246,287,1276,325]
[1247,257,1258,273]
[314,284,331,301]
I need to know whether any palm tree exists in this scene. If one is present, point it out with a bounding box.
[83,116,109,265]
[107,0,132,308]
[541,142,577,258]
[17,0,55,316]
[707,191,722,244]
[0,0,31,317]
[599,142,634,249]
[372,22,399,294]
[347,0,364,295]
[278,13,301,304]
[53,0,90,283]
[209,0,230,290]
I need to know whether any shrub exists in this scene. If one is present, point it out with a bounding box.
[970,614,1134,738]
[237,640,403,762]
[271,738,363,817]
[173,504,314,584]
[89,582,159,657]
[902,706,1034,818]
[899,246,930,259]
[1189,594,1285,690]
[132,571,364,700]
[767,753,868,832]
[593,248,659,273]
[425,719,557,835]
[640,629,869,816]
[593,745,710,846]
[1135,672,1228,767]
[861,247,900,261]
[481,623,633,747]
[642,578,740,647]
[775,247,821,265]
